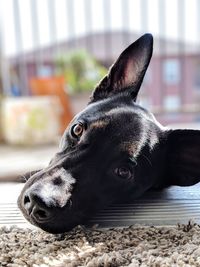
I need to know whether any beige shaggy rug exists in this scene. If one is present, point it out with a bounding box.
[1,222,200,267]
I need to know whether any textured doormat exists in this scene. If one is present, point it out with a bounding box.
[1,222,200,267]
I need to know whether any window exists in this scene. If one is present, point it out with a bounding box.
[163,95,180,111]
[37,66,53,77]
[163,59,181,85]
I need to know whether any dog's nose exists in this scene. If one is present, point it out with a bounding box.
[23,193,52,223]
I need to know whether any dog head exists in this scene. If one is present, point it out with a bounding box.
[18,34,200,233]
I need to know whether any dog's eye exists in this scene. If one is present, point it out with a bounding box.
[115,166,132,179]
[71,123,84,138]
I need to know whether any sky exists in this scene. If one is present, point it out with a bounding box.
[0,0,199,56]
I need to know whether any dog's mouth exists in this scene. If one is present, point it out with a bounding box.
[30,207,55,224]
[17,191,81,233]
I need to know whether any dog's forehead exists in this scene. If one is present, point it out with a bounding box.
[74,97,159,131]
[74,96,139,124]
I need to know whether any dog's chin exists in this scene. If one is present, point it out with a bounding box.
[32,220,79,234]
[20,209,77,234]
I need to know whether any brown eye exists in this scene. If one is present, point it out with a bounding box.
[115,166,132,179]
[71,123,84,138]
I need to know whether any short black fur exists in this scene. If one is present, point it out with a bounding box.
[18,34,200,233]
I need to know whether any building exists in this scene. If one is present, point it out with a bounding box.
[8,31,200,125]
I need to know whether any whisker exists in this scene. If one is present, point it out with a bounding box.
[19,174,28,183]
[19,170,36,183]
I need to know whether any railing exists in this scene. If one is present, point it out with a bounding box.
[0,0,200,124]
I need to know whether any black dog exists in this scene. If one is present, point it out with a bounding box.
[18,34,200,233]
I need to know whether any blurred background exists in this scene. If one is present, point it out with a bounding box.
[0,0,200,181]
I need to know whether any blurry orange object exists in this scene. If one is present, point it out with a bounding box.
[30,76,73,133]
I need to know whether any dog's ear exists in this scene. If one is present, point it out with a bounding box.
[89,33,153,103]
[166,129,200,186]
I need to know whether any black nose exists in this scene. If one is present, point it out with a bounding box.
[23,193,52,223]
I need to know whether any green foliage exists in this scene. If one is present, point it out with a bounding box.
[55,50,107,94]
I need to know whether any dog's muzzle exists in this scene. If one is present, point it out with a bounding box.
[18,167,76,225]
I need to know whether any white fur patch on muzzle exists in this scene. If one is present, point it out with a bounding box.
[30,167,76,208]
